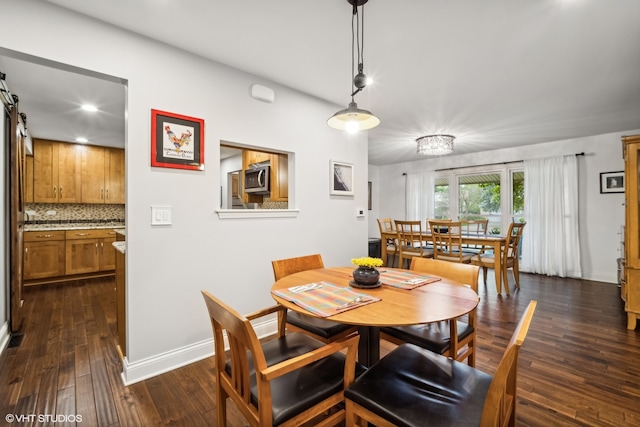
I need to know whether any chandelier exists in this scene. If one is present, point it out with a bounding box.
[327,0,380,133]
[416,134,455,155]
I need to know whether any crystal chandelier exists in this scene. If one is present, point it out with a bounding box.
[416,134,455,155]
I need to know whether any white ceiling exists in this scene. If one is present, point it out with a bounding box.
[2,0,640,165]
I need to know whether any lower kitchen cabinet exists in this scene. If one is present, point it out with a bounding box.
[65,229,117,275]
[23,231,66,280]
[23,228,119,284]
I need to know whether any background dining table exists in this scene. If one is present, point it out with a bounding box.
[271,267,479,366]
[379,230,510,294]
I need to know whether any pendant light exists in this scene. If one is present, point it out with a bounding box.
[327,0,380,133]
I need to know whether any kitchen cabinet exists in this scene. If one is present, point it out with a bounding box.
[81,146,125,204]
[24,154,33,203]
[244,150,271,166]
[23,231,66,280]
[65,229,117,275]
[270,153,288,202]
[622,134,640,329]
[33,139,82,203]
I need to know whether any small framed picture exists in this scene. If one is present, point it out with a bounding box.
[600,171,624,194]
[151,109,204,170]
[330,160,354,196]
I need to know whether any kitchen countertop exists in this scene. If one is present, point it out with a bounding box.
[24,222,125,232]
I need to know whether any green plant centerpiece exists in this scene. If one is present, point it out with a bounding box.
[351,257,384,288]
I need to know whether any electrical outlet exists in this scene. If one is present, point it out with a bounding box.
[46,210,56,216]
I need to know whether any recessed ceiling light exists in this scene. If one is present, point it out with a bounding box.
[75,137,88,143]
[81,104,98,112]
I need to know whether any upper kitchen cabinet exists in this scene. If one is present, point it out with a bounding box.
[33,139,82,203]
[81,145,125,204]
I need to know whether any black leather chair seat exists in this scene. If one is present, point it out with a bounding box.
[345,343,492,427]
[380,320,473,354]
[225,332,364,425]
[287,310,355,339]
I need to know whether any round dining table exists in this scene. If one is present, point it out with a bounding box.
[271,266,479,366]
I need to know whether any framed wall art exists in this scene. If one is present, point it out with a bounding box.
[151,109,204,170]
[600,171,624,194]
[330,160,354,196]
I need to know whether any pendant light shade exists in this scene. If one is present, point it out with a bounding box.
[328,0,379,132]
[327,101,380,133]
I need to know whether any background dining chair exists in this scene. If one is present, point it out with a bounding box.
[394,219,434,268]
[472,221,526,294]
[201,290,360,427]
[380,258,480,366]
[460,218,489,253]
[272,254,358,343]
[429,219,474,263]
[376,217,398,267]
[345,301,537,427]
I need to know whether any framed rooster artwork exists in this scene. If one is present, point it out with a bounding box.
[151,109,204,170]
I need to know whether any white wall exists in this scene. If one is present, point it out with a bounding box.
[369,130,639,283]
[1,0,370,382]
[0,101,7,350]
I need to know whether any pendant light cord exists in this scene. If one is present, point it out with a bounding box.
[351,2,366,98]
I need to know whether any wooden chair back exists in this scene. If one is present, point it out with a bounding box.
[394,220,433,268]
[505,222,526,262]
[377,218,398,266]
[272,254,324,281]
[480,300,537,426]
[460,218,489,236]
[429,220,473,263]
[409,257,480,364]
[201,290,360,427]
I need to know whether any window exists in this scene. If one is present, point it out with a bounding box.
[432,163,523,234]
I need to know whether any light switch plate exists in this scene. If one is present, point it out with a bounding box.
[151,206,172,226]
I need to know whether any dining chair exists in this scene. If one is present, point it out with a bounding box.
[376,217,398,267]
[472,221,526,294]
[394,220,434,269]
[201,290,360,427]
[460,218,489,253]
[380,257,480,366]
[272,254,358,343]
[345,300,537,427]
[429,219,474,263]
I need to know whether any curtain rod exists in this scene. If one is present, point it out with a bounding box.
[402,152,585,175]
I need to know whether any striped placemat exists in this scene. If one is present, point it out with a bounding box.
[379,270,441,290]
[272,281,380,317]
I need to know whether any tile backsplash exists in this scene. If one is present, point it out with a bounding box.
[25,203,125,223]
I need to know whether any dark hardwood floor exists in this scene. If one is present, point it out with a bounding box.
[1,273,639,426]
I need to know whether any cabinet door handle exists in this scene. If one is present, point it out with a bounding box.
[96,243,99,254]
[59,186,62,198]
[53,186,57,198]
[25,247,28,260]
[106,189,109,200]
[74,233,90,237]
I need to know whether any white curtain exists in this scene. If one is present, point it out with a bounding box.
[405,172,435,228]
[522,155,582,277]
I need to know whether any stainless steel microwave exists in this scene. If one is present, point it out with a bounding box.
[244,164,270,194]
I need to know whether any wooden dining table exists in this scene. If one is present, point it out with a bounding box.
[380,229,510,294]
[271,267,479,366]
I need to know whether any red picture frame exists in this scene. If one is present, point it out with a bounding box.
[151,109,204,170]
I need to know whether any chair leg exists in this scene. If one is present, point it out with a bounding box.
[482,266,488,283]
[513,261,521,288]
[502,265,510,295]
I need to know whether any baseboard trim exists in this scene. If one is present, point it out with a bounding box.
[121,316,277,385]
